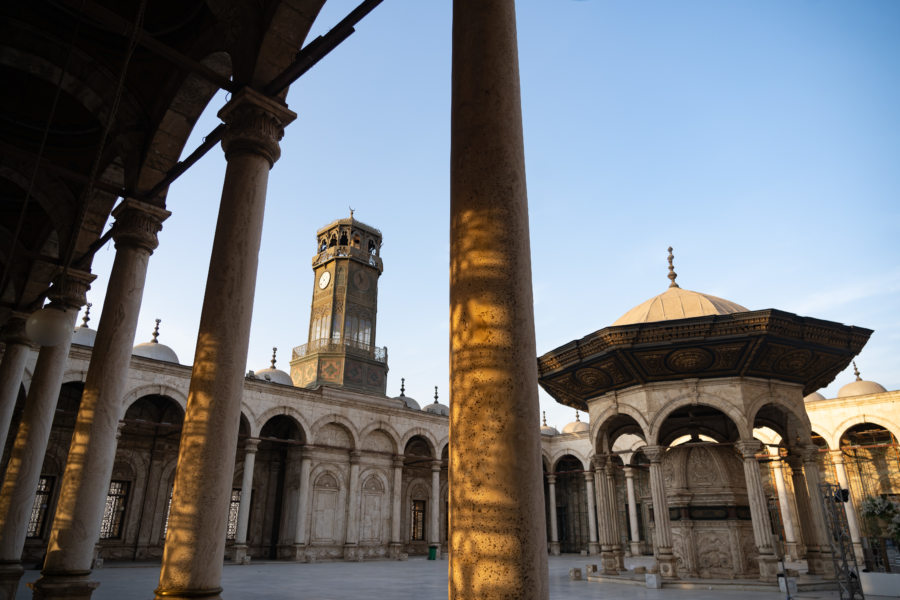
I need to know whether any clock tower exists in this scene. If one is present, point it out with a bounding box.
[290,214,388,394]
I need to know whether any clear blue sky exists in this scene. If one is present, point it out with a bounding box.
[84,0,900,432]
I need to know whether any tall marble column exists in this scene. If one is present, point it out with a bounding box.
[429,460,442,558]
[34,200,169,599]
[0,270,92,599]
[154,88,295,600]
[292,448,311,561]
[736,440,778,581]
[584,472,599,555]
[389,455,403,559]
[343,451,361,560]
[0,315,31,457]
[592,456,616,574]
[802,447,835,578]
[770,457,799,560]
[449,0,547,598]
[786,455,818,567]
[623,466,642,556]
[605,463,625,569]
[546,475,559,556]
[831,451,865,565]
[232,439,259,564]
[643,445,677,579]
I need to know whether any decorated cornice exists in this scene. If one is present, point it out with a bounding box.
[537,309,872,411]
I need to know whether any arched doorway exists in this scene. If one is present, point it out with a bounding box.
[554,455,588,554]
[256,415,304,559]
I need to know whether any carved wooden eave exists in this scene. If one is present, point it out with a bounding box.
[537,309,872,411]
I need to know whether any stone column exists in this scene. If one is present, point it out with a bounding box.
[786,455,818,565]
[584,472,600,555]
[389,455,403,559]
[429,460,442,558]
[605,463,625,569]
[770,457,799,560]
[449,0,547,598]
[33,200,169,599]
[831,451,865,565]
[624,466,642,556]
[232,439,259,564]
[154,88,295,600]
[802,447,836,578]
[0,270,91,599]
[592,456,616,574]
[643,445,677,579]
[292,448,311,561]
[0,315,30,456]
[343,451,361,560]
[546,475,559,556]
[736,440,778,582]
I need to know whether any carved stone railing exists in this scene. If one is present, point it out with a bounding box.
[311,246,383,271]
[292,339,388,364]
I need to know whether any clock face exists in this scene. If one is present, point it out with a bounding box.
[352,270,370,291]
[318,271,331,289]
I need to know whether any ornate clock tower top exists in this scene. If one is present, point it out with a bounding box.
[290,213,388,394]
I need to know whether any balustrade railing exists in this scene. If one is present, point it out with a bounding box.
[293,339,388,364]
[312,246,382,270]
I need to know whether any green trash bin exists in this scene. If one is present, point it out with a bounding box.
[428,545,437,560]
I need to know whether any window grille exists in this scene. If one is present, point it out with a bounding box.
[226,489,242,540]
[26,476,54,538]
[411,499,426,541]
[100,480,129,539]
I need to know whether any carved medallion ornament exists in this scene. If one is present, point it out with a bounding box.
[574,367,610,388]
[666,348,714,372]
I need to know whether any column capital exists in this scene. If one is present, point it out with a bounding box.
[218,88,297,166]
[1,313,30,345]
[830,449,845,466]
[583,471,595,483]
[545,474,556,485]
[349,450,361,464]
[622,466,635,479]
[642,445,666,464]
[799,445,821,464]
[591,454,607,471]
[431,459,443,472]
[785,453,804,471]
[111,199,171,253]
[47,268,95,310]
[392,455,405,469]
[243,438,260,454]
[735,439,763,460]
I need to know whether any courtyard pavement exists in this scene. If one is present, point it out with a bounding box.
[15,554,851,600]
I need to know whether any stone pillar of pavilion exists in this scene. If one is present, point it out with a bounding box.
[623,466,642,556]
[546,475,560,556]
[154,88,295,600]
[0,270,91,599]
[605,463,625,569]
[643,445,677,579]
[343,451,361,561]
[0,314,31,455]
[770,456,800,560]
[592,456,617,574]
[584,472,600,555]
[802,447,836,578]
[449,0,547,597]
[429,460,442,558]
[830,451,865,564]
[736,440,778,581]
[291,448,311,561]
[33,199,169,599]
[233,438,259,564]
[389,455,403,559]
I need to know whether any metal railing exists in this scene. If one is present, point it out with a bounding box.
[312,246,382,270]
[293,339,387,364]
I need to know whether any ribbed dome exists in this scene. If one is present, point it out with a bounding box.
[561,411,589,434]
[423,386,449,416]
[804,392,827,403]
[71,304,96,347]
[254,348,293,386]
[838,363,886,398]
[394,379,420,409]
[133,319,179,364]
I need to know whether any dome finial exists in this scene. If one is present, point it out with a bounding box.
[400,377,406,397]
[270,347,277,369]
[542,411,548,427]
[81,302,92,327]
[349,206,355,219]
[853,361,861,381]
[152,319,161,343]
[667,246,679,288]
[434,386,439,404]
[575,410,581,422]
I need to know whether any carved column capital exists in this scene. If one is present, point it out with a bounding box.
[545,474,556,485]
[48,268,95,310]
[735,439,763,460]
[431,459,443,472]
[392,455,405,469]
[243,438,260,454]
[642,445,666,464]
[583,471,595,483]
[622,466,635,479]
[218,88,297,166]
[591,454,607,471]
[785,454,804,472]
[830,450,845,466]
[111,199,171,253]
[349,450,361,465]
[1,313,30,345]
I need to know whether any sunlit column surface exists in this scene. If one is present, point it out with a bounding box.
[430,460,442,558]
[292,449,311,560]
[592,456,616,574]
[0,270,91,599]
[389,455,403,559]
[233,439,259,564]
[0,315,30,456]
[643,445,677,579]
[34,200,168,599]
[344,451,361,559]
[623,466,642,556]
[155,88,295,600]
[546,475,559,555]
[449,0,548,596]
[736,440,778,581]
[830,451,865,565]
[770,457,799,560]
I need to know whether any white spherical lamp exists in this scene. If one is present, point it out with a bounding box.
[26,305,73,347]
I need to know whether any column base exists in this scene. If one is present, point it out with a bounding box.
[630,541,642,556]
[657,550,678,579]
[232,544,251,565]
[805,548,835,578]
[388,543,407,560]
[784,541,800,561]
[549,542,560,556]
[614,547,626,570]
[290,544,307,562]
[29,572,100,600]
[0,562,24,600]
[343,544,361,561]
[756,552,779,582]
[600,549,618,575]
[588,542,600,556]
[154,587,222,600]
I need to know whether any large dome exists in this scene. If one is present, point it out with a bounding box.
[133,319,179,364]
[253,348,293,386]
[838,364,886,398]
[423,386,449,416]
[394,379,421,410]
[540,412,559,436]
[561,411,589,434]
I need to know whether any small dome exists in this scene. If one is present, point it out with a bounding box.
[540,412,559,436]
[423,386,449,416]
[394,378,420,410]
[254,347,293,386]
[612,248,748,326]
[804,392,827,403]
[562,411,589,434]
[71,303,96,347]
[838,363,887,398]
[133,319,179,364]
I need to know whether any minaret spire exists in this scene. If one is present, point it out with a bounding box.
[151,318,161,343]
[667,246,679,288]
[270,347,277,369]
[400,377,406,397]
[81,302,92,327]
[853,361,861,381]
